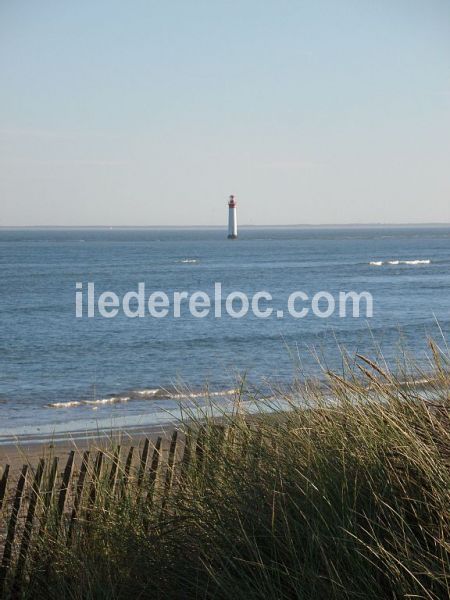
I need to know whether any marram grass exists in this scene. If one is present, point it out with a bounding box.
[12,343,450,599]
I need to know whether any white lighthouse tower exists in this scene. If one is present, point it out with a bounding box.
[227,195,238,239]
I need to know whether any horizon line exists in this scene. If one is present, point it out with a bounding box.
[0,222,449,229]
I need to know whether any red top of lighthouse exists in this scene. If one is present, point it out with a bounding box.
[228,195,236,208]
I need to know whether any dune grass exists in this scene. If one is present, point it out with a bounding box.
[10,342,450,599]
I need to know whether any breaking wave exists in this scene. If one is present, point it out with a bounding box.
[132,389,160,397]
[46,401,83,408]
[179,259,198,264]
[45,387,238,409]
[369,259,431,266]
[169,389,238,400]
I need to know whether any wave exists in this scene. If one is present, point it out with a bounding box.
[132,389,160,397]
[45,388,238,409]
[83,396,131,406]
[169,389,238,400]
[369,259,431,266]
[46,397,131,408]
[179,259,198,264]
[47,401,83,408]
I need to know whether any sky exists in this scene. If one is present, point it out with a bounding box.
[1,0,450,226]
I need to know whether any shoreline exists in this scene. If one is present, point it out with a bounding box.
[0,370,445,475]
[0,372,444,463]
[0,422,177,473]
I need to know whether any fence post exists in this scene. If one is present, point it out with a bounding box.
[57,451,75,528]
[0,465,10,513]
[180,431,193,482]
[137,439,150,488]
[38,457,59,537]
[160,430,178,514]
[147,438,162,494]
[68,451,90,542]
[0,465,28,591]
[121,446,134,495]
[143,437,162,532]
[12,459,45,592]
[105,446,121,509]
[195,426,206,473]
[87,451,104,516]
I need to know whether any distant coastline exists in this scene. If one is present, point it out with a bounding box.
[1,223,449,230]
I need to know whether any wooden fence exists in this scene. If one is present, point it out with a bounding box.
[0,428,199,598]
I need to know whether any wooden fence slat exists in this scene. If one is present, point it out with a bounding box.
[87,451,104,513]
[42,452,74,581]
[0,465,10,513]
[1,428,211,587]
[164,430,178,493]
[180,432,192,482]
[147,437,162,492]
[143,438,162,532]
[57,451,75,523]
[161,431,178,514]
[121,446,134,494]
[67,451,90,541]
[13,459,45,590]
[195,426,206,472]
[108,446,121,495]
[0,465,28,590]
[137,439,150,488]
[38,457,59,536]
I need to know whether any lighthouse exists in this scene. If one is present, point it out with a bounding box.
[227,195,238,239]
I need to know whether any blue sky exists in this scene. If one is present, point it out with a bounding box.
[1,0,449,225]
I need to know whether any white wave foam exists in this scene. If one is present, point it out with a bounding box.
[132,389,160,397]
[47,396,131,408]
[170,389,238,400]
[46,401,83,408]
[46,388,238,409]
[179,259,198,264]
[83,396,131,406]
[369,259,431,267]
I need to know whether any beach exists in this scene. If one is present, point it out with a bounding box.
[0,424,177,474]
[0,366,449,599]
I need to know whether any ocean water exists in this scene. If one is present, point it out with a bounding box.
[0,226,449,441]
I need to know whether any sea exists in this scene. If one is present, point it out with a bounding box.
[0,226,448,442]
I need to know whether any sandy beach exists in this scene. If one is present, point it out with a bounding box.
[0,423,177,474]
